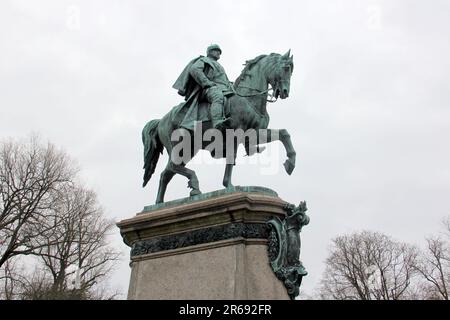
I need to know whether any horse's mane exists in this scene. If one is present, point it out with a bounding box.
[234,52,293,88]
[234,54,270,87]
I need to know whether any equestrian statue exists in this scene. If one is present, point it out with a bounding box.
[142,45,296,204]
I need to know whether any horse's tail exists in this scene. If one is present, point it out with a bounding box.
[142,119,163,187]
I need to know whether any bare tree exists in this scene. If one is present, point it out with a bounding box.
[414,217,450,300]
[319,230,418,300]
[18,268,56,300]
[1,136,120,299]
[29,185,121,299]
[0,259,28,300]
[0,136,76,269]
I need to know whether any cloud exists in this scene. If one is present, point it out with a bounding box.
[1,0,449,298]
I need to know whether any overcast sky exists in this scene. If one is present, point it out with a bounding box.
[1,0,450,298]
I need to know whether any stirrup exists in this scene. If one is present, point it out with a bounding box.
[212,117,230,130]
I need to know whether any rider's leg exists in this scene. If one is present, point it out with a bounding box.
[205,87,228,130]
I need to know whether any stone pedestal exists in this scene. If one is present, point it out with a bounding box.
[117,187,290,300]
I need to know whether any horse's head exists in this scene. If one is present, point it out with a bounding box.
[269,50,294,99]
[235,51,294,100]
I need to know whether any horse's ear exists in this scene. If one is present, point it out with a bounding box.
[282,49,291,59]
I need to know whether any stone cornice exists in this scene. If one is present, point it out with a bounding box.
[117,190,287,247]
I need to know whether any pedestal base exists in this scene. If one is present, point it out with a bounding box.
[117,187,291,300]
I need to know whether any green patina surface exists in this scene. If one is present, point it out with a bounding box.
[142,46,296,204]
[141,186,278,213]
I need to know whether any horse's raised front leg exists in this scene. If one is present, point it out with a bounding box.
[256,128,296,175]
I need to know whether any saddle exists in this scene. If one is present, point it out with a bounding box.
[197,96,232,122]
[172,94,233,130]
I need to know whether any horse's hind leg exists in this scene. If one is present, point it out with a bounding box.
[168,162,202,197]
[156,163,175,204]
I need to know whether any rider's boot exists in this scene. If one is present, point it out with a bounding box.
[210,102,230,130]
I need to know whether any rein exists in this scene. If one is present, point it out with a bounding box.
[234,84,278,103]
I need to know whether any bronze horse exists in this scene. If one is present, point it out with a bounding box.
[142,50,296,203]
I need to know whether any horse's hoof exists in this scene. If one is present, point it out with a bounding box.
[257,146,266,153]
[190,189,202,196]
[223,183,234,189]
[283,159,295,175]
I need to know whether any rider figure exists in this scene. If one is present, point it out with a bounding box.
[173,44,234,130]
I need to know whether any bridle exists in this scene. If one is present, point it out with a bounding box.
[234,84,279,103]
